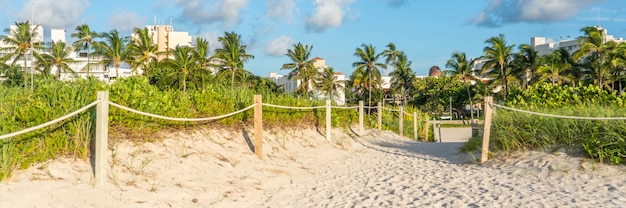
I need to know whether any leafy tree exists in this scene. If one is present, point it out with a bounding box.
[128,27,157,77]
[213,31,254,87]
[71,23,99,76]
[482,34,514,100]
[510,44,539,88]
[383,42,400,73]
[0,21,44,88]
[94,29,130,79]
[574,26,613,89]
[315,67,344,103]
[281,42,316,95]
[352,43,386,109]
[537,48,575,86]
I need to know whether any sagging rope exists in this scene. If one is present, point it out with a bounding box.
[491,103,626,120]
[109,101,256,121]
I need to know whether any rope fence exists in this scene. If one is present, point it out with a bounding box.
[491,103,626,120]
[1,91,430,186]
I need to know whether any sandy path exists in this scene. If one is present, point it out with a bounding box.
[227,131,626,207]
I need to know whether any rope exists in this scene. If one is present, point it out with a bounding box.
[261,103,326,110]
[491,103,626,120]
[0,100,101,141]
[331,106,359,109]
[363,106,378,109]
[109,101,256,121]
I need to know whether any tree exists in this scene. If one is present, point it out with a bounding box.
[281,42,316,95]
[383,42,400,73]
[71,23,98,76]
[537,48,575,86]
[94,29,130,79]
[0,21,44,88]
[352,43,386,109]
[213,31,254,87]
[482,34,515,100]
[192,37,213,90]
[445,51,476,122]
[38,41,77,80]
[389,52,416,106]
[574,26,612,89]
[315,67,344,103]
[511,44,539,88]
[128,27,157,77]
[161,46,198,93]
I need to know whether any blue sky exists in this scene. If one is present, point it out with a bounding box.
[1,0,626,76]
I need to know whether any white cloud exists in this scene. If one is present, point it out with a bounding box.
[305,0,356,33]
[176,0,249,29]
[108,11,146,34]
[197,32,221,55]
[471,0,604,27]
[18,0,89,29]
[264,35,294,57]
[267,0,297,23]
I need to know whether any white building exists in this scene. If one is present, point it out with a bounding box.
[269,57,347,105]
[531,26,626,56]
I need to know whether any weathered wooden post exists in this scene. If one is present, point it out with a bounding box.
[432,117,436,142]
[377,102,382,132]
[359,100,364,136]
[399,106,404,137]
[95,91,109,186]
[413,112,418,140]
[481,96,494,163]
[326,99,331,142]
[254,95,263,159]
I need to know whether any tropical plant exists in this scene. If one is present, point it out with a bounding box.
[161,45,198,93]
[213,31,254,87]
[445,51,476,122]
[281,42,316,95]
[128,27,157,77]
[38,41,77,80]
[510,44,539,88]
[481,34,515,100]
[389,52,416,106]
[0,21,44,88]
[574,26,613,89]
[383,42,401,73]
[93,29,130,79]
[352,43,386,109]
[192,37,213,90]
[537,48,575,86]
[315,67,344,102]
[71,23,99,76]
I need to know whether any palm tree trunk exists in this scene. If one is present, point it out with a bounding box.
[465,83,474,124]
[86,45,90,77]
[231,67,236,87]
[500,65,508,100]
[23,51,28,88]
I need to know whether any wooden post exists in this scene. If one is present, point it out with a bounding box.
[377,102,382,132]
[326,100,332,142]
[399,106,404,137]
[95,91,109,186]
[254,95,263,159]
[432,118,436,142]
[359,100,364,135]
[424,119,429,141]
[481,96,493,163]
[413,112,418,140]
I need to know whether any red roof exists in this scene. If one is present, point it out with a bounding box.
[313,57,324,60]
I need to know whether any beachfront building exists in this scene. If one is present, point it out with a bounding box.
[531,26,626,56]
[143,24,192,61]
[269,57,347,105]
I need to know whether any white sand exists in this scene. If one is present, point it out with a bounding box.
[1,127,625,207]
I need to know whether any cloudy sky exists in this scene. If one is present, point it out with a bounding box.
[1,0,625,76]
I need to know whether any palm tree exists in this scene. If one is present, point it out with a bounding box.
[537,48,575,85]
[213,31,254,87]
[352,43,386,109]
[282,42,316,95]
[482,34,515,100]
[0,21,44,88]
[71,23,98,76]
[315,67,344,103]
[162,46,198,93]
[128,27,157,77]
[445,51,476,122]
[574,26,612,88]
[383,42,400,73]
[94,29,130,79]
[389,52,416,106]
[192,37,213,90]
[39,41,77,80]
[511,44,539,88]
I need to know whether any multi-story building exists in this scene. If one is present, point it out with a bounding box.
[269,57,347,105]
[531,26,625,56]
[143,24,192,61]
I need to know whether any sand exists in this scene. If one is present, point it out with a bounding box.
[1,127,625,207]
